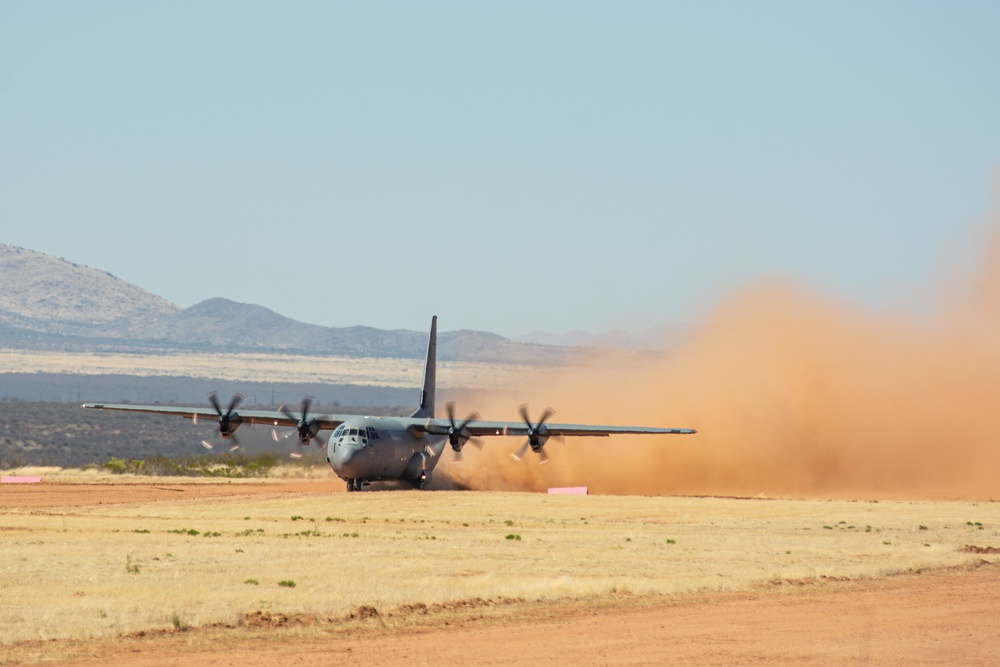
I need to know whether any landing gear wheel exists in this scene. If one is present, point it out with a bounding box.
[346,478,358,492]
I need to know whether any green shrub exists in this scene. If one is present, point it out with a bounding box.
[100,452,282,478]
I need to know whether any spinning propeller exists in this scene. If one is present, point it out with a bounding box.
[445,402,481,464]
[199,392,244,451]
[511,405,556,464]
[274,396,327,450]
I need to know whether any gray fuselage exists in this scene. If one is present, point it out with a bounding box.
[326,416,447,487]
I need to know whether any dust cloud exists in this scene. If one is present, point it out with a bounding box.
[447,214,1000,500]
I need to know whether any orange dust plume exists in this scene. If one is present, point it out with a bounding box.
[447,216,1000,500]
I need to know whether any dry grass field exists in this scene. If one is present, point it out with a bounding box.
[0,348,530,390]
[2,470,1000,664]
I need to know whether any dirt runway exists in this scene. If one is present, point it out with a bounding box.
[15,563,999,666]
[4,479,999,666]
[1,479,344,509]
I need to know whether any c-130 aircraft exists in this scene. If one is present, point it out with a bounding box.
[84,317,696,491]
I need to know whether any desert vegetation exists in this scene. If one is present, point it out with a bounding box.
[99,452,288,478]
[0,400,377,468]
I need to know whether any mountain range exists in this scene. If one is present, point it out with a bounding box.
[0,244,688,363]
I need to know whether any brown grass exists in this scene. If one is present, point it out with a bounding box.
[1,478,998,645]
[0,348,531,389]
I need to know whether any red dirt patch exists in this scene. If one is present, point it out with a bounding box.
[242,611,319,629]
[962,544,1000,554]
[0,480,343,509]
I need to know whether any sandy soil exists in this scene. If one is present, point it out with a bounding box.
[4,481,999,666]
[1,479,344,509]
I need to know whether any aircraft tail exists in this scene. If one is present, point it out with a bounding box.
[410,315,437,419]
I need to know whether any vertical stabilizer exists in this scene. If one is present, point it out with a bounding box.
[410,316,437,419]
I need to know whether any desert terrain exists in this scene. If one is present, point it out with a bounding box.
[2,471,999,665]
[0,348,531,390]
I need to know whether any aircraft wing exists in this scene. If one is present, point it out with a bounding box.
[81,403,352,430]
[421,419,696,438]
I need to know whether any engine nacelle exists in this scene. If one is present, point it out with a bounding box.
[219,417,242,439]
[404,451,429,481]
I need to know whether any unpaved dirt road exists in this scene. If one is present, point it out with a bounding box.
[1,479,344,509]
[13,563,999,666]
[4,480,999,666]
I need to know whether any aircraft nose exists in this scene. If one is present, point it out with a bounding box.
[332,443,364,477]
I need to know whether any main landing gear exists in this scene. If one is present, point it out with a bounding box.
[346,478,367,492]
[405,471,431,490]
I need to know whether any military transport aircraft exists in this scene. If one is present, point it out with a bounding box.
[83,317,696,491]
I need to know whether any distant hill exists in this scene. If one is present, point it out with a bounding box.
[0,243,692,364]
[0,245,178,338]
[0,244,566,363]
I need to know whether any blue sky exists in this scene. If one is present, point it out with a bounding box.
[2,2,998,337]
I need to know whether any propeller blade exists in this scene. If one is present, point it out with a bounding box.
[518,404,531,426]
[200,440,214,450]
[469,437,484,450]
[271,429,280,442]
[208,392,223,417]
[230,432,240,447]
[446,402,479,449]
[226,394,244,415]
[301,396,313,422]
[516,405,555,461]
[458,412,480,433]
[279,403,297,422]
[512,440,530,462]
[229,443,240,452]
[289,452,303,459]
[452,448,463,464]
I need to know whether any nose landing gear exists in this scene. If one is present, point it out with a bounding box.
[346,479,370,492]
